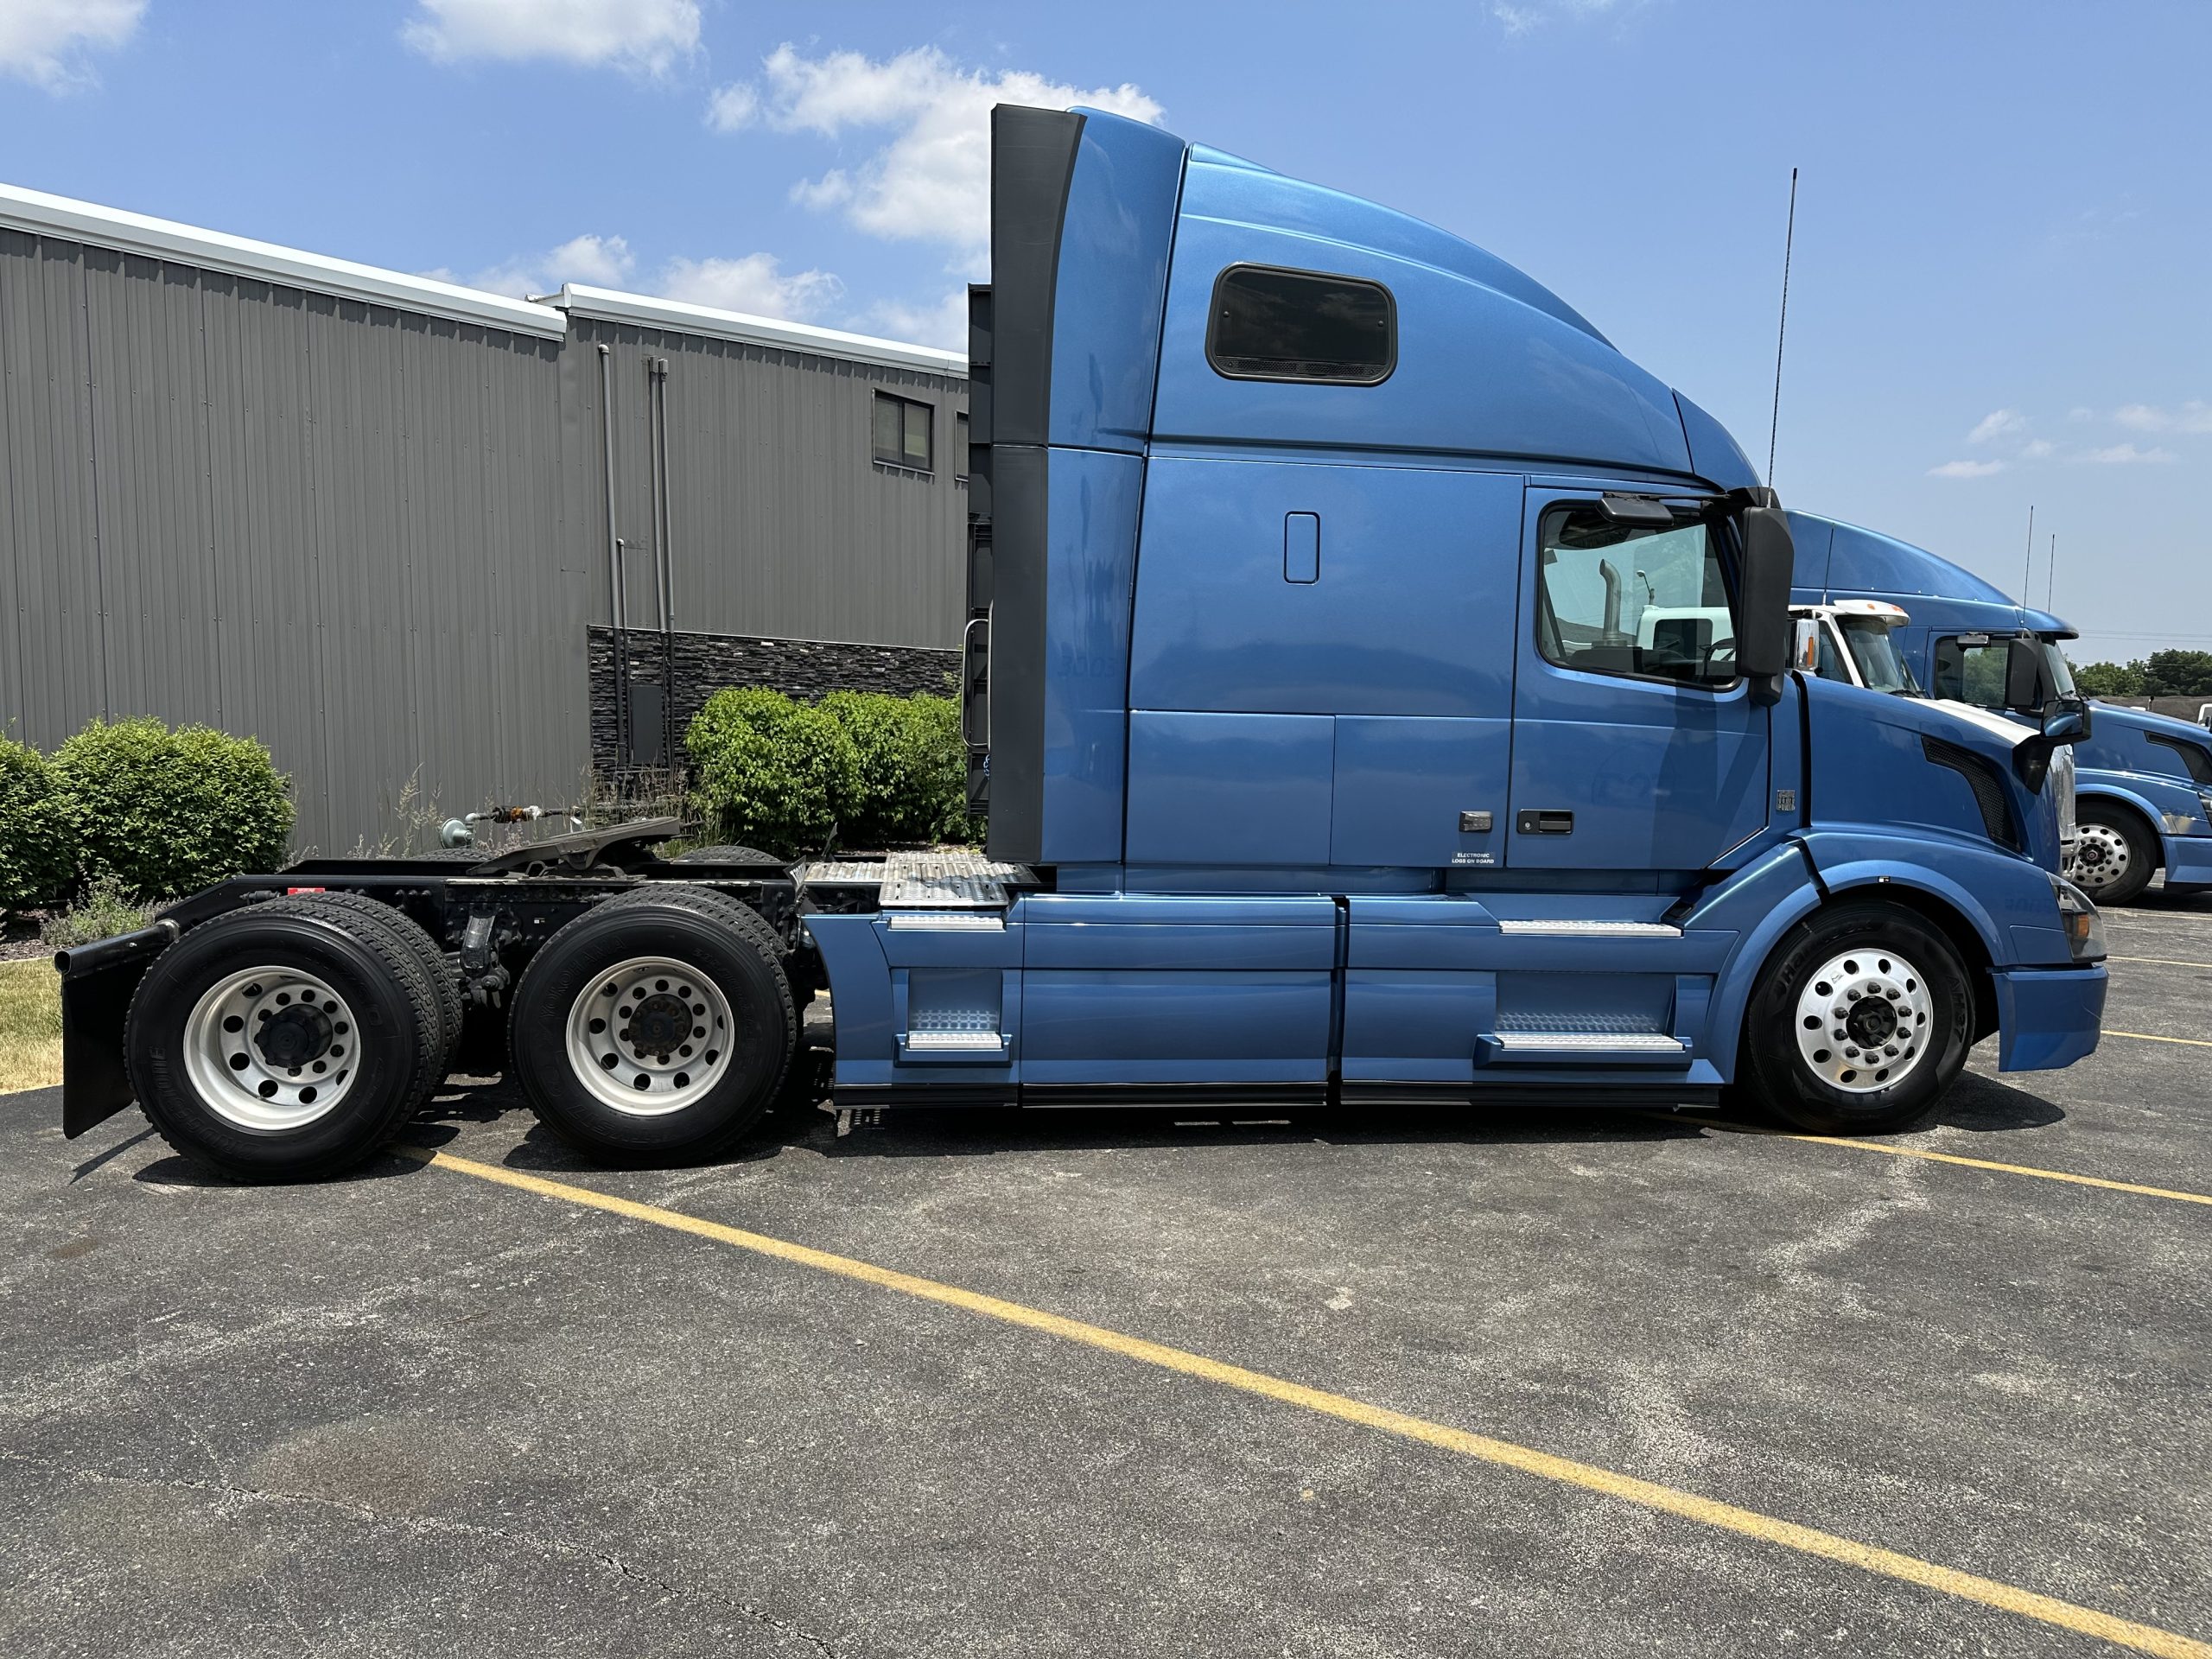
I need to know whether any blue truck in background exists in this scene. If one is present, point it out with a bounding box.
[54,105,2109,1181]
[1793,511,2212,905]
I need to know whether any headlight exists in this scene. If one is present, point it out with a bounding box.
[2050,874,2107,963]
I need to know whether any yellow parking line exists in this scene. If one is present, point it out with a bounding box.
[399,1143,2211,1659]
[2108,1028,2212,1050]
[1662,1116,2212,1207]
[2108,956,2212,969]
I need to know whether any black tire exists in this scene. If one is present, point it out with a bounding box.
[124,898,443,1181]
[507,885,795,1164]
[2073,802,2156,906]
[1738,899,1974,1135]
[672,844,787,868]
[288,890,463,1077]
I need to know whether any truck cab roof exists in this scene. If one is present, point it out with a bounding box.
[1028,105,1760,492]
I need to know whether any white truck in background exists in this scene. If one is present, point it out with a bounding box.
[1792,601,2080,872]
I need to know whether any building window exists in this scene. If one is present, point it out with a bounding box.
[874,391,933,472]
[956,411,969,482]
[1205,264,1395,385]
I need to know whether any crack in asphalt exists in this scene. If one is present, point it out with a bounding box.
[0,1449,841,1658]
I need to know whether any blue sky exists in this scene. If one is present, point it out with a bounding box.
[3,0,2206,662]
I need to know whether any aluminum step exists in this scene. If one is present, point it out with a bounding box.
[1494,919,1681,938]
[901,1030,1011,1053]
[1484,1031,1689,1058]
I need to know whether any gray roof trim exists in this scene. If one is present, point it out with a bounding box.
[0,181,569,339]
[551,283,966,378]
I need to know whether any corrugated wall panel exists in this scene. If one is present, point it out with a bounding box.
[1,242,965,856]
[0,232,107,743]
[84,251,226,729]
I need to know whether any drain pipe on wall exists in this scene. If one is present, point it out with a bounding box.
[597,342,624,632]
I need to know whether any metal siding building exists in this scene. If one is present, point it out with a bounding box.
[0,186,966,852]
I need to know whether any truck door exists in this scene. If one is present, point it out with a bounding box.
[1507,489,1769,873]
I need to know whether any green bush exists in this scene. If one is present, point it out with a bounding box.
[686,689,858,857]
[0,735,71,915]
[820,690,973,847]
[49,717,295,899]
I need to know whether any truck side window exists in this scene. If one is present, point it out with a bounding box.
[1931,639,2008,708]
[1814,624,1849,683]
[1535,507,1736,686]
[1207,265,1395,385]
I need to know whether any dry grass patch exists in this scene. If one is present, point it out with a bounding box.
[0,958,62,1095]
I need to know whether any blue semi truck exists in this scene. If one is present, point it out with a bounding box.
[55,105,2108,1181]
[1792,511,2212,904]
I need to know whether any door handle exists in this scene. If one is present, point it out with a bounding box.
[1284,512,1319,583]
[1516,809,1574,836]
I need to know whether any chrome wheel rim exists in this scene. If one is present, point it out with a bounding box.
[2071,823,2131,896]
[1795,948,1934,1095]
[183,966,360,1130]
[565,956,735,1116]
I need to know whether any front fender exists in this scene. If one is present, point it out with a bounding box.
[1797,824,2069,969]
[2075,772,2204,862]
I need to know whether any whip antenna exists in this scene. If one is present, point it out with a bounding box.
[1766,166,1798,488]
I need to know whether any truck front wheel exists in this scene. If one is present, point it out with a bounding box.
[507,887,796,1163]
[2071,804,2155,906]
[1740,901,1973,1135]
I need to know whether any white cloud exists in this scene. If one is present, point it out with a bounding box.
[658,253,843,321]
[863,289,971,353]
[424,232,636,299]
[1491,0,1634,34]
[403,0,699,77]
[2113,400,2212,434]
[2076,442,2177,465]
[705,81,759,131]
[2018,438,2056,461]
[1967,408,2028,445]
[1929,459,2006,479]
[709,46,1162,254]
[0,0,143,92]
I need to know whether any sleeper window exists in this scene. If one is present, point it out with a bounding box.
[1207,265,1395,385]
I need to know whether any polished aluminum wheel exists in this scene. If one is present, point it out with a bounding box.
[564,955,735,1116]
[1793,947,1934,1095]
[182,966,360,1129]
[2070,821,2133,898]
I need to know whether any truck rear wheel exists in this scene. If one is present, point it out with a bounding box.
[507,886,796,1163]
[285,890,463,1077]
[1739,900,1972,1135]
[2072,804,2154,906]
[124,899,443,1181]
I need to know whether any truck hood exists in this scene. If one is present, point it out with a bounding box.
[2089,700,2212,745]
[1927,698,2032,748]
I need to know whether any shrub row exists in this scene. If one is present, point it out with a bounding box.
[0,718,295,917]
[686,689,973,857]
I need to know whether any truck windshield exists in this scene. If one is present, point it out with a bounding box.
[2041,638,2077,697]
[1839,618,1916,694]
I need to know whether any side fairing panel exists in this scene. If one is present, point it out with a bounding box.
[1048,111,1187,453]
[1150,162,1693,474]
[1038,446,1149,863]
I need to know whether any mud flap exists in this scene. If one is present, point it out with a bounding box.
[57,922,176,1137]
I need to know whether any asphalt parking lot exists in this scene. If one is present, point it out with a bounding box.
[5,899,2210,1659]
